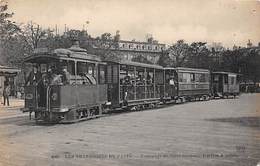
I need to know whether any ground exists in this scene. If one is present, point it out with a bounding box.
[0,94,259,166]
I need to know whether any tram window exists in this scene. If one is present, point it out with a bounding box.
[195,73,200,82]
[224,75,228,84]
[128,69,135,85]
[147,70,154,84]
[230,77,235,85]
[88,63,95,77]
[68,61,75,75]
[136,67,145,85]
[190,73,195,82]
[199,74,206,82]
[98,65,106,84]
[155,70,163,84]
[120,65,127,84]
[181,73,190,83]
[113,65,118,83]
[178,73,183,82]
[77,62,87,75]
[214,75,219,81]
[107,65,112,83]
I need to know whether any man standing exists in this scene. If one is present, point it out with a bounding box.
[3,80,10,106]
[25,65,42,86]
[61,66,70,85]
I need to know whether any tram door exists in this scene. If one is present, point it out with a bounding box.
[212,74,224,95]
[106,63,120,107]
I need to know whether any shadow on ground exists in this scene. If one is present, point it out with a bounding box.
[206,116,260,129]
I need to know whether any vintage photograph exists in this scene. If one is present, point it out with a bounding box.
[0,0,259,165]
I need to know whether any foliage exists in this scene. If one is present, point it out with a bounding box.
[167,40,191,67]
[157,50,171,67]
[132,54,153,64]
[188,42,211,69]
[20,22,49,51]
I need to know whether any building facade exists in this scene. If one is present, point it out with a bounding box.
[85,39,166,64]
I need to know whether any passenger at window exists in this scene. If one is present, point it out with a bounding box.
[61,66,70,85]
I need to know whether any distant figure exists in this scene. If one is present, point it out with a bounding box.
[3,81,10,106]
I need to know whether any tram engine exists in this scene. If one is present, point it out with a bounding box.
[22,45,108,123]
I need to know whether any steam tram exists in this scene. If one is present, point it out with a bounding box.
[22,47,108,122]
[22,46,240,123]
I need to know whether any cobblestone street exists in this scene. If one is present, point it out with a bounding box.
[0,94,259,166]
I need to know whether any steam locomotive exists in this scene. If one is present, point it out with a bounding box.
[21,45,240,123]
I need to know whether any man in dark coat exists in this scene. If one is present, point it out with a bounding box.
[3,80,10,106]
[25,66,42,86]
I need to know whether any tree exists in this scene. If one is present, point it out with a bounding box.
[20,22,48,51]
[187,42,210,69]
[132,54,153,64]
[0,2,20,41]
[0,1,21,65]
[86,31,121,61]
[167,40,191,67]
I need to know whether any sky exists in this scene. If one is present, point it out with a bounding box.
[6,0,260,47]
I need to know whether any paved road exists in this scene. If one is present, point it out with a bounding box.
[0,94,259,166]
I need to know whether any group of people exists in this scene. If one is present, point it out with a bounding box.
[121,73,153,86]
[24,65,70,107]
[25,65,70,86]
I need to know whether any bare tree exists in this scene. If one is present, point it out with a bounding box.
[20,22,48,51]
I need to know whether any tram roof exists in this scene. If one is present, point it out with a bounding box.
[23,47,101,63]
[212,71,239,76]
[164,67,209,73]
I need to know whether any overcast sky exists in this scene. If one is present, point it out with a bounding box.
[7,0,260,47]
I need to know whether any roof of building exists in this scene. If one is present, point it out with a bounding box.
[119,40,166,46]
[0,65,21,76]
